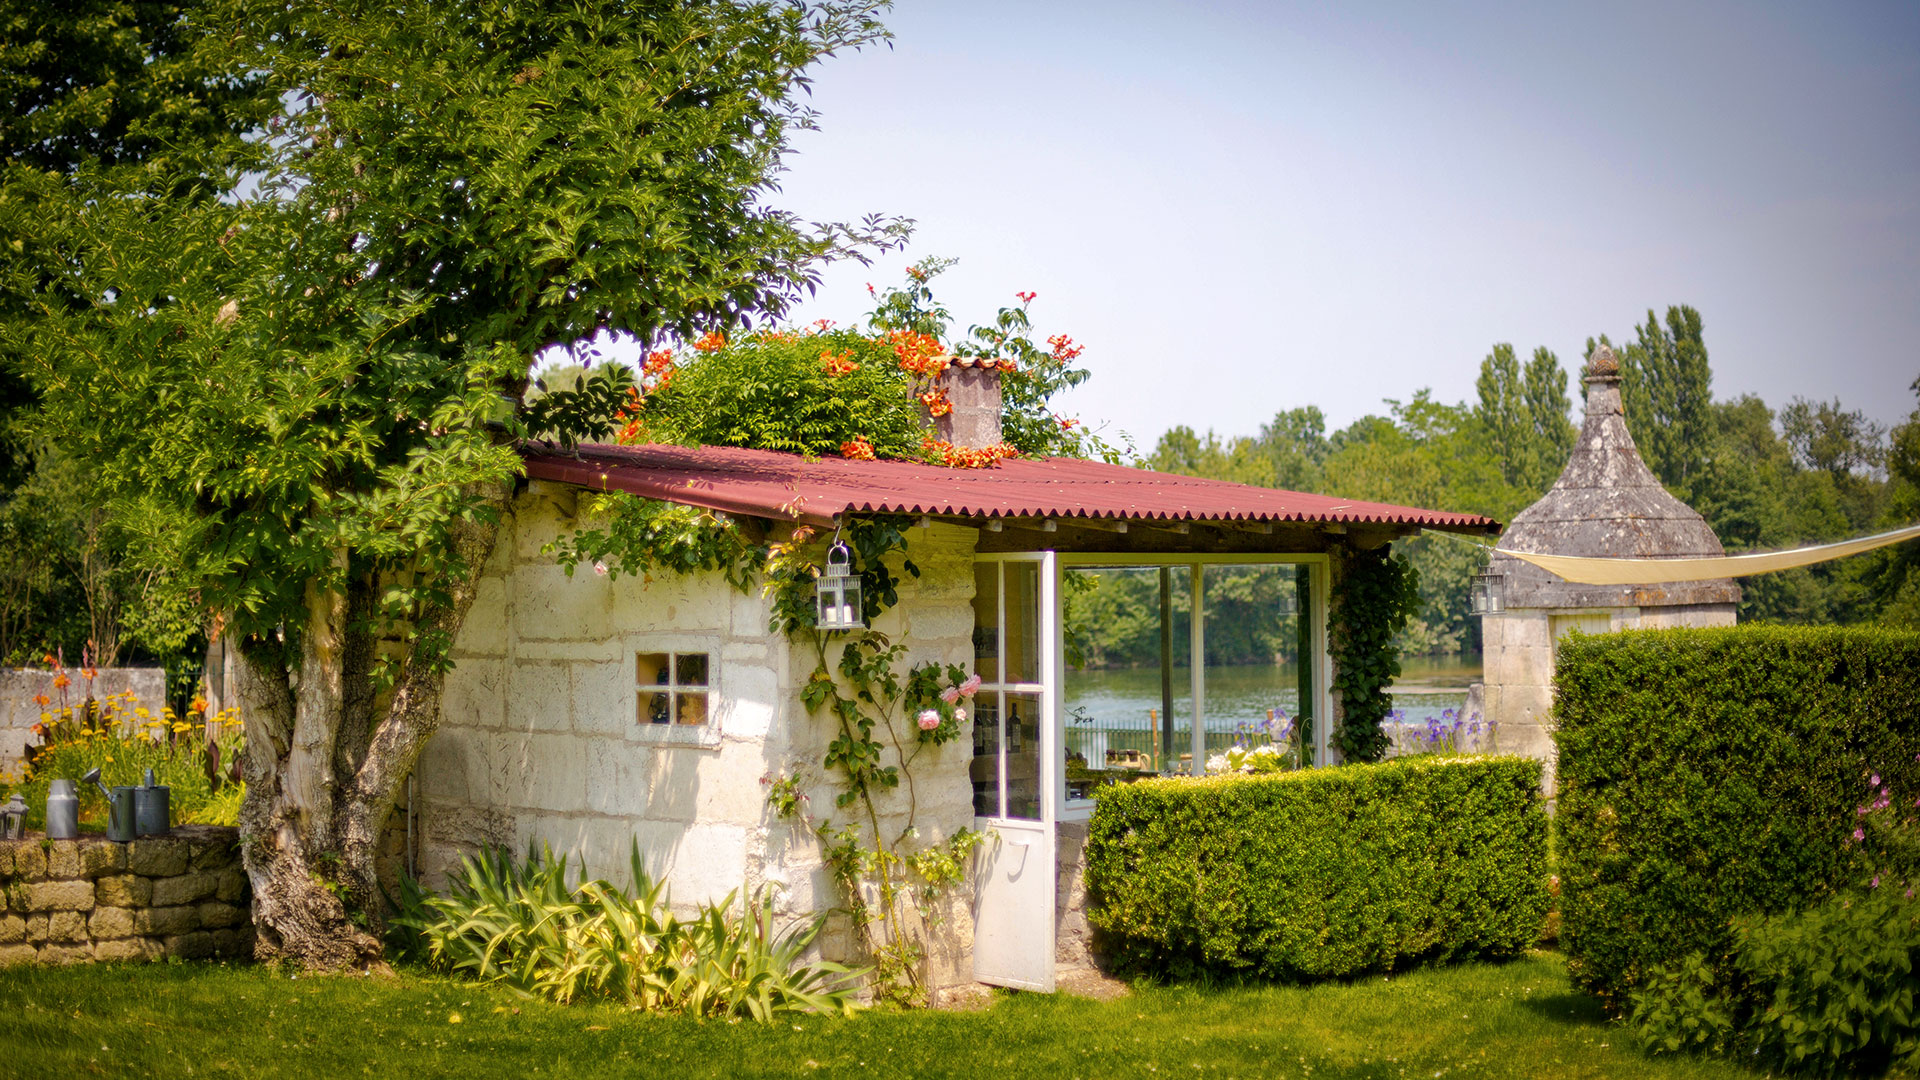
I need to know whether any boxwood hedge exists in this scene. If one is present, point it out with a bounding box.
[1084,756,1548,980]
[1554,625,1920,1009]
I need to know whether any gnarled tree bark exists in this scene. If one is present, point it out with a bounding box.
[235,494,503,968]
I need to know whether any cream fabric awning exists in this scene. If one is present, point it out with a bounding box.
[1496,522,1920,585]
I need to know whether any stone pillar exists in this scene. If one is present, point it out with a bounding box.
[932,362,1004,449]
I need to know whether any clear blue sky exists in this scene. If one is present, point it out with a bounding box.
[760,0,1920,452]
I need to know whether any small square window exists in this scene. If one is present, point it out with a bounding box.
[638,651,713,727]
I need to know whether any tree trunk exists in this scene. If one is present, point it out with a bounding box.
[236,496,501,968]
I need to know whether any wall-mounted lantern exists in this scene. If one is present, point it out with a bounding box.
[815,540,865,630]
[1469,571,1506,615]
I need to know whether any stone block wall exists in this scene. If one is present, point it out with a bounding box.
[0,667,168,778]
[420,483,982,990]
[0,825,251,965]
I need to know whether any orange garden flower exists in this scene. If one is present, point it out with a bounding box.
[692,330,726,352]
[922,437,1018,469]
[819,349,860,377]
[190,696,209,714]
[840,436,876,460]
[809,319,836,334]
[52,673,69,690]
[918,388,953,417]
[1058,417,1080,430]
[889,331,947,377]
[1016,291,1036,303]
[1047,334,1084,361]
[33,694,49,707]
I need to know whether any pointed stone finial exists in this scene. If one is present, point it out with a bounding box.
[1586,345,1619,377]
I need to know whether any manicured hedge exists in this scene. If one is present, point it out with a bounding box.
[1084,756,1549,980]
[1554,625,1920,1009]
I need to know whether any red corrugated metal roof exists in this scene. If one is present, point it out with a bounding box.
[521,443,1500,533]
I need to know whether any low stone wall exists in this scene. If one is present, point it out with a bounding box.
[0,825,252,965]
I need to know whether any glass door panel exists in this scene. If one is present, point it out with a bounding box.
[1200,564,1308,770]
[1003,691,1043,821]
[1061,565,1193,795]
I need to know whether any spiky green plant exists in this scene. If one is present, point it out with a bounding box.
[393,841,858,1019]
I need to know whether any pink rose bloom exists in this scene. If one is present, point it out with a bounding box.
[592,560,609,577]
[940,685,962,704]
[954,708,967,723]
[958,674,983,697]
[917,709,941,731]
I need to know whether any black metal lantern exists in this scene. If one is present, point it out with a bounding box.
[815,540,865,630]
[1469,571,1505,615]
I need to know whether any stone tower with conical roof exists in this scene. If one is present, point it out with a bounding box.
[1481,345,1739,789]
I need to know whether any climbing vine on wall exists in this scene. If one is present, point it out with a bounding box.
[1328,545,1423,762]
[552,495,980,1004]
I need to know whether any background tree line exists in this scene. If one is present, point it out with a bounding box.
[1082,306,1920,666]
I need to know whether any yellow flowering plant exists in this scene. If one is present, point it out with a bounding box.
[2,692,245,830]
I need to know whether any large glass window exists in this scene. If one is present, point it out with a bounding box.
[1061,560,1319,808]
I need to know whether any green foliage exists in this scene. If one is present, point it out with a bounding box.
[1085,756,1548,981]
[7,0,902,655]
[1729,889,1920,1075]
[1630,890,1920,1077]
[1328,546,1421,762]
[1598,305,1716,491]
[866,259,1117,460]
[1553,625,1920,1010]
[521,366,636,451]
[548,495,767,594]
[640,329,927,458]
[393,842,857,1019]
[1474,343,1575,495]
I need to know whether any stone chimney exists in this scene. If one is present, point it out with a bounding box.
[931,359,1007,448]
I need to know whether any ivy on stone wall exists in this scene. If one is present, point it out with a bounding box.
[1328,545,1422,762]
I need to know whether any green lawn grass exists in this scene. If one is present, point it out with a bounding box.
[0,951,1751,1080]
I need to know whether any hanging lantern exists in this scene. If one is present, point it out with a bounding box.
[1469,571,1506,615]
[815,540,865,630]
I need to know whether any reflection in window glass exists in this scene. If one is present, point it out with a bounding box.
[675,653,709,686]
[1004,562,1040,685]
[636,651,712,728]
[1003,692,1043,820]
[970,692,1001,817]
[971,563,1000,685]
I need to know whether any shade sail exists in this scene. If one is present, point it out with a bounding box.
[1496,522,1920,584]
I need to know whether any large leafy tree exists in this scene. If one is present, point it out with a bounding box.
[6,0,900,967]
[1589,306,1714,493]
[0,1,272,662]
[1473,343,1574,496]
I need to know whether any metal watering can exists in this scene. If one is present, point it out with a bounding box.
[83,768,137,843]
[135,768,171,837]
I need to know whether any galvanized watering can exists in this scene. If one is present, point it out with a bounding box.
[134,768,171,837]
[83,768,137,843]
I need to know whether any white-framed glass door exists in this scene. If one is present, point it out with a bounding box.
[970,552,1058,991]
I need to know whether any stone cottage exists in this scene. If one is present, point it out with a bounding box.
[408,364,1499,995]
[1483,346,1738,789]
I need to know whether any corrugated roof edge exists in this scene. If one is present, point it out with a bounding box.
[519,443,1501,534]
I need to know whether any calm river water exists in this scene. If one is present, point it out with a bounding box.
[1062,652,1483,764]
